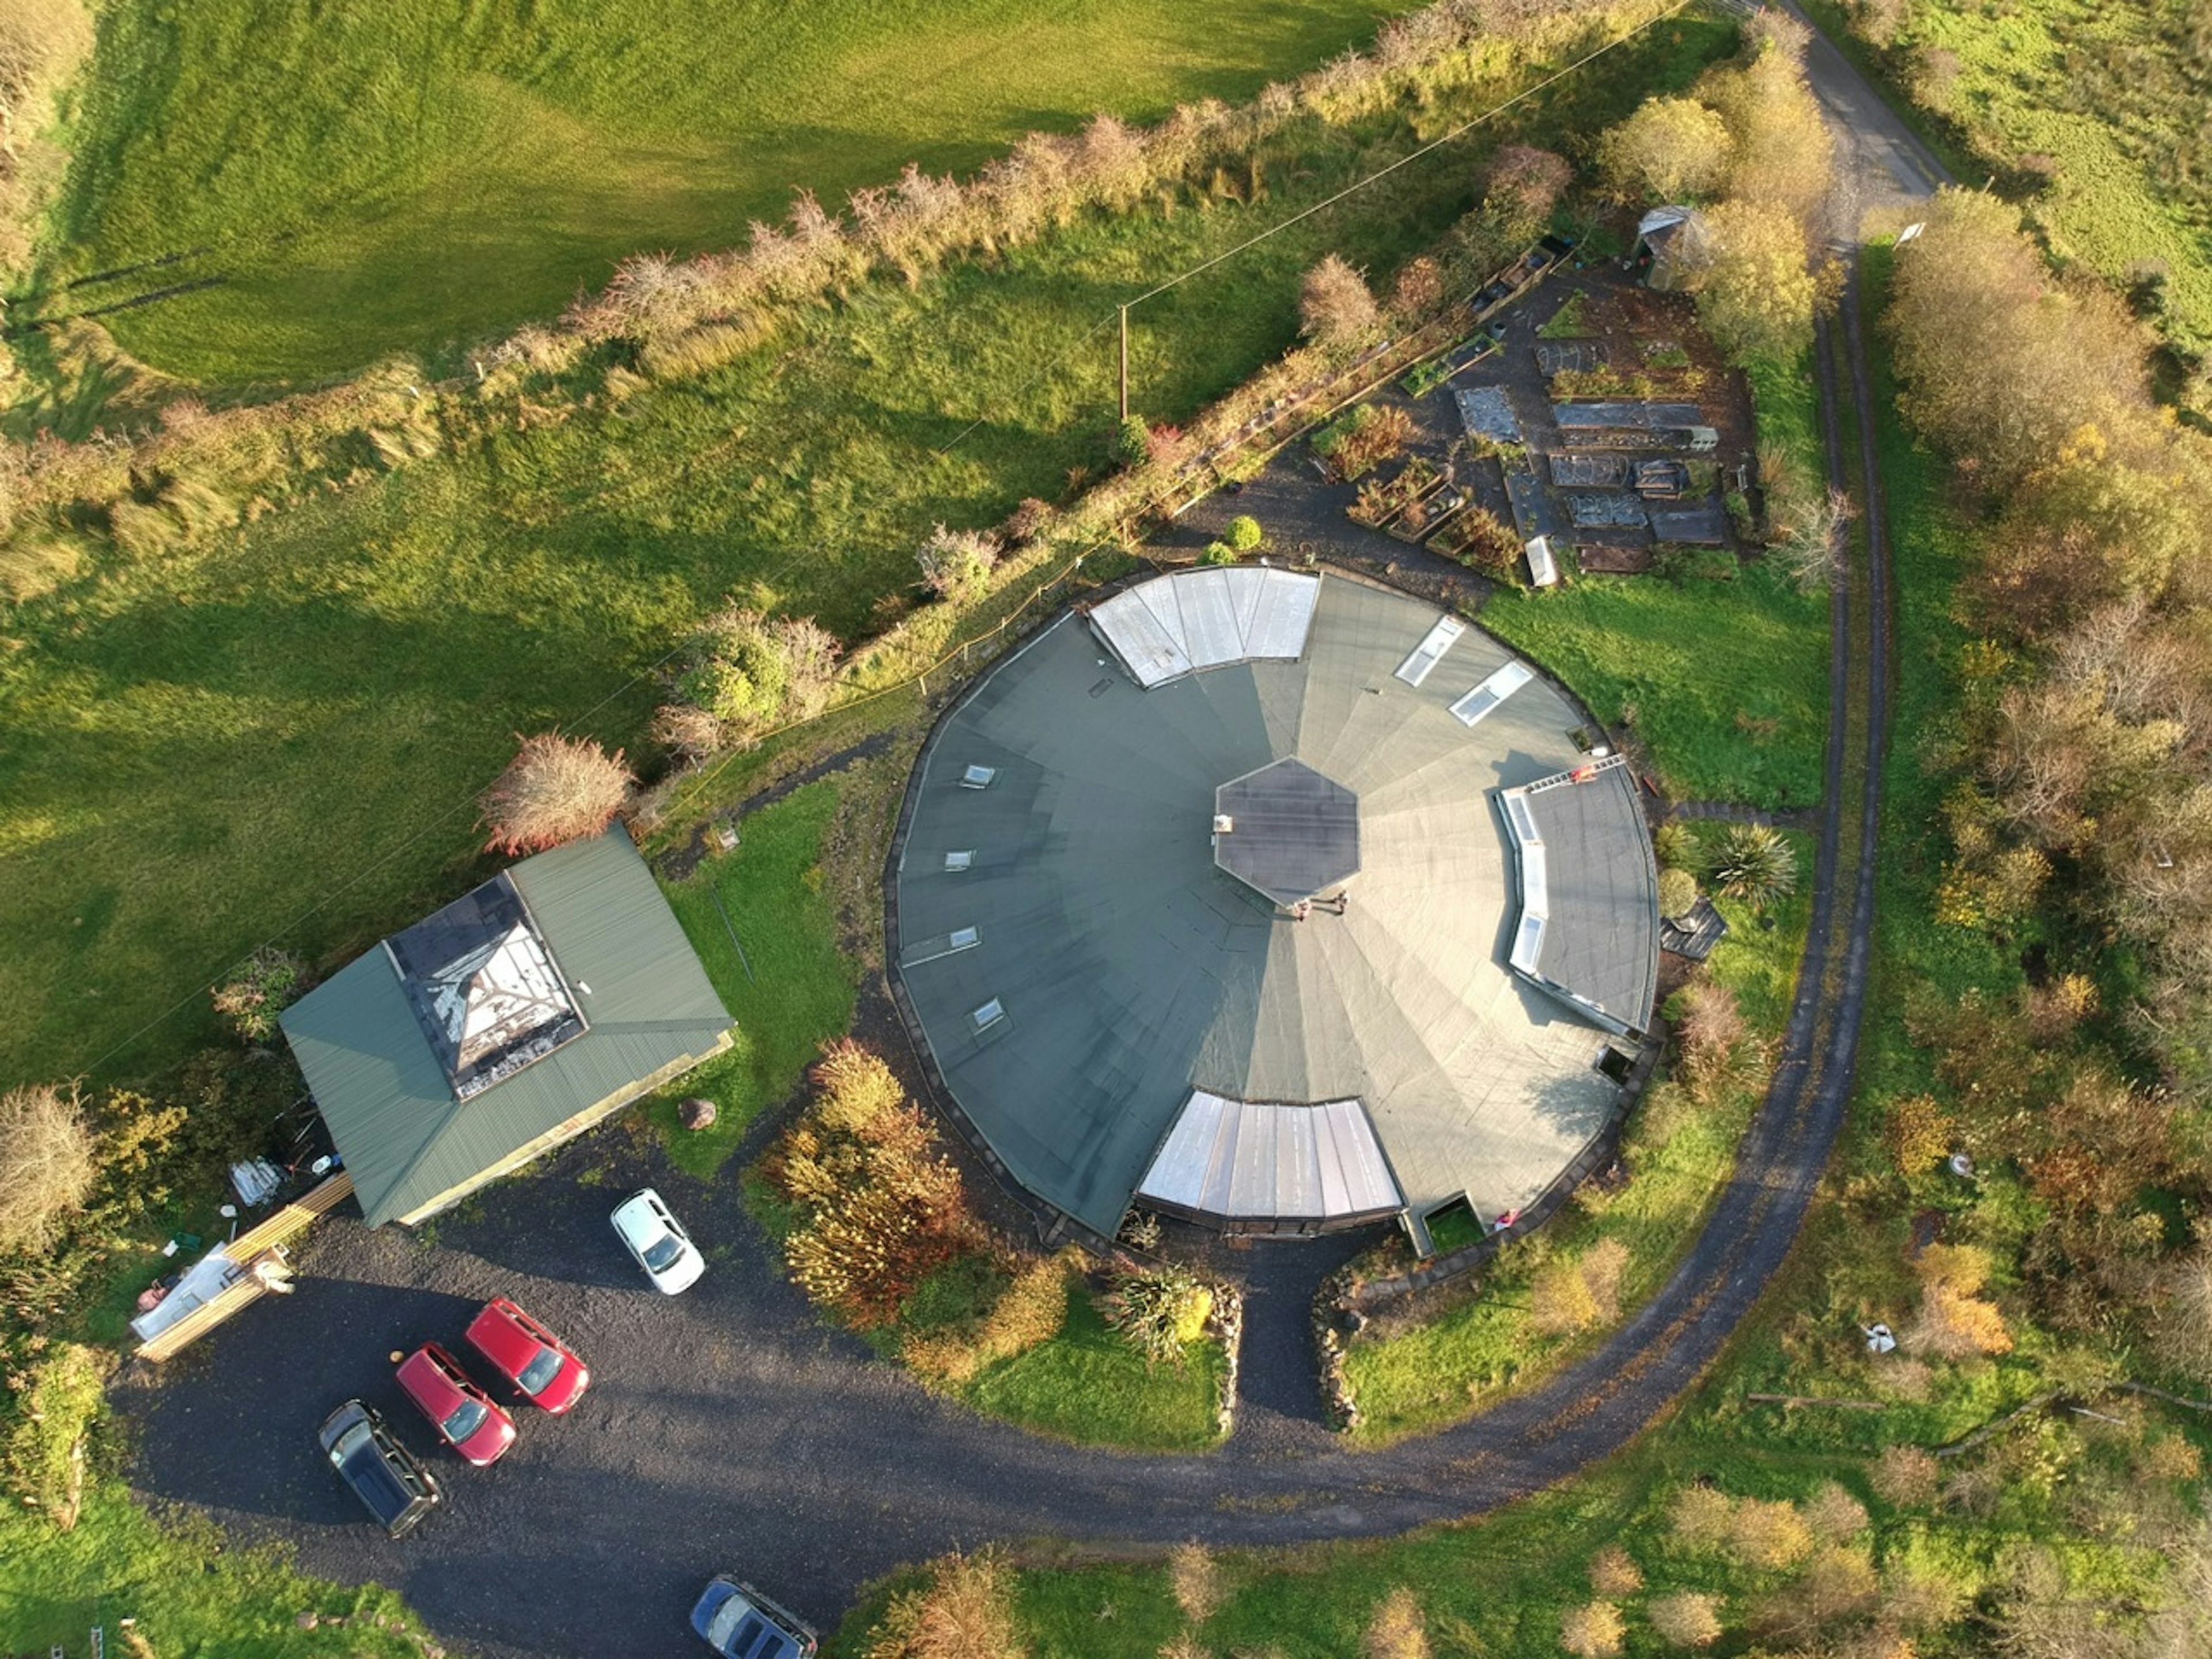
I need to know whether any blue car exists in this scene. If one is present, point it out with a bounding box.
[690,1576,817,1658]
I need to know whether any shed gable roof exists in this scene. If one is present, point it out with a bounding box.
[281,831,732,1226]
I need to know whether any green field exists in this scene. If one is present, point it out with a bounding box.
[0,11,1734,1093]
[41,0,1422,384]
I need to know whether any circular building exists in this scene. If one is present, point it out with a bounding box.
[887,567,1658,1252]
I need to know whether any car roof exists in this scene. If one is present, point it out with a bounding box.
[329,1408,426,1527]
[465,1300,546,1370]
[396,1344,469,1412]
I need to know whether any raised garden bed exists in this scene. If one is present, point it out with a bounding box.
[1347,455,1445,528]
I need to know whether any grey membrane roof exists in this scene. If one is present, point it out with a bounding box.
[1214,758,1360,907]
[891,571,1658,1236]
[1498,758,1660,1035]
[282,832,733,1227]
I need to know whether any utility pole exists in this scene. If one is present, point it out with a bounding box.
[1118,304,1130,424]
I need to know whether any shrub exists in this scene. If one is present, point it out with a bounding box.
[1389,255,1446,324]
[0,1342,112,1531]
[1560,1601,1624,1658]
[1588,1546,1643,1597]
[1169,1541,1226,1624]
[1484,144,1571,229]
[1101,1264,1214,1365]
[1671,1484,1737,1550]
[1115,415,1153,468]
[772,1042,975,1330]
[1711,822,1797,909]
[1363,1586,1430,1659]
[1300,253,1381,352]
[1884,1094,1955,1180]
[1907,1243,2013,1358]
[862,1548,1026,1659]
[1802,1481,1870,1542]
[1657,866,1700,921]
[917,524,1002,605]
[1649,1591,1724,1649]
[1675,978,1760,1103]
[902,1249,1076,1385]
[1652,820,1696,869]
[0,1084,97,1256]
[210,945,311,1043]
[1728,1497,1815,1570]
[480,732,633,854]
[1531,1239,1630,1336]
[675,605,842,740]
[1597,96,1733,202]
[1225,514,1264,552]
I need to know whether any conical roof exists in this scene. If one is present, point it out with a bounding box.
[889,571,1656,1238]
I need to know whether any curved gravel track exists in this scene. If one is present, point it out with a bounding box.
[119,19,1949,1657]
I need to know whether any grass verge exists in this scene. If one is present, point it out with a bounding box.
[642,778,860,1176]
[962,1291,1226,1455]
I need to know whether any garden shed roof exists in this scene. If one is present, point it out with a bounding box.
[281,832,733,1227]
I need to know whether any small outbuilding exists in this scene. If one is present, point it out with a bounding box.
[1633,206,1712,293]
[281,830,734,1228]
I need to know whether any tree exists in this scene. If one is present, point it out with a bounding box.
[917,524,1001,605]
[2152,1233,2212,1384]
[1597,97,1734,202]
[480,732,632,854]
[1389,256,1446,324]
[1649,1592,1724,1650]
[1115,415,1152,468]
[1694,199,1822,363]
[1871,1444,1940,1508]
[1485,144,1572,230]
[0,1083,96,1256]
[1300,254,1380,351]
[1712,822,1798,908]
[211,945,311,1043]
[1560,1601,1624,1659]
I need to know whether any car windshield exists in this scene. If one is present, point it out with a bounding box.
[441,1398,489,1442]
[329,1420,372,1465]
[642,1232,685,1273]
[517,1346,564,1394]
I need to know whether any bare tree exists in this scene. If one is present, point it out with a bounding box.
[1300,255,1381,351]
[480,733,633,855]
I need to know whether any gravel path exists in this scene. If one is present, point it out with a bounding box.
[116,20,1945,1657]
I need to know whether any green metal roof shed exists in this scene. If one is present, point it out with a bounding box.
[281,830,733,1228]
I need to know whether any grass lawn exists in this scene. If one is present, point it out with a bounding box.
[642,779,859,1176]
[43,0,1431,384]
[0,1487,427,1658]
[0,10,1736,1094]
[1483,555,1827,808]
[1340,832,1814,1445]
[962,1290,1226,1454]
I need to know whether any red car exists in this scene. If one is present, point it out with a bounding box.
[464,1297,590,1415]
[395,1343,517,1466]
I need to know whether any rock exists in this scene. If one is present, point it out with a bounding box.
[679,1097,717,1131]
[296,1613,319,1630]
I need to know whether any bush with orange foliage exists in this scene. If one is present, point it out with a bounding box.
[770,1041,978,1329]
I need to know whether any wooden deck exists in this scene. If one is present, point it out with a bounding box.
[134,1171,354,1362]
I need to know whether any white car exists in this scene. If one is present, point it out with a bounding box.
[610,1188,705,1295]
